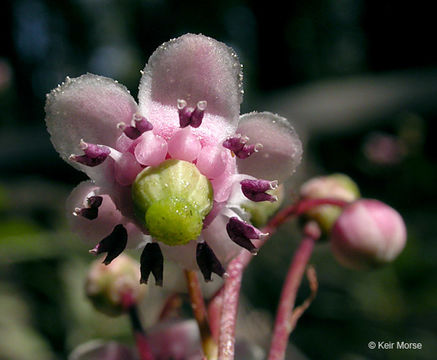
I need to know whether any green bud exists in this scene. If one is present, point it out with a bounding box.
[300,174,360,233]
[85,255,146,317]
[132,159,213,246]
[243,184,284,227]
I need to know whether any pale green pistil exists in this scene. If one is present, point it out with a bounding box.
[132,159,213,246]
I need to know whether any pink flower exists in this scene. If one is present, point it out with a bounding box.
[330,199,407,269]
[45,34,302,285]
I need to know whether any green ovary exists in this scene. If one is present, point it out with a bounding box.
[132,159,213,246]
[145,198,203,245]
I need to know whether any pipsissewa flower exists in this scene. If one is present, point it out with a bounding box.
[45,34,302,285]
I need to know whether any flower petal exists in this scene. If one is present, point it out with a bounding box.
[67,181,146,248]
[45,74,138,173]
[235,112,303,183]
[160,240,198,270]
[202,213,243,265]
[138,34,243,139]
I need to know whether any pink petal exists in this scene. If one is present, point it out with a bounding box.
[114,152,143,186]
[134,132,168,166]
[138,34,242,139]
[202,213,243,265]
[115,132,135,153]
[160,241,198,270]
[235,112,303,183]
[67,182,147,248]
[147,320,202,360]
[45,74,138,174]
[66,182,122,244]
[168,128,201,162]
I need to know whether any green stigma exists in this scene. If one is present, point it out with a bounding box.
[132,159,213,246]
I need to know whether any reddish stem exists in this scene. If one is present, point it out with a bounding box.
[184,270,218,359]
[127,304,155,360]
[158,293,183,321]
[208,287,225,341]
[264,198,348,234]
[217,198,343,360]
[267,222,321,360]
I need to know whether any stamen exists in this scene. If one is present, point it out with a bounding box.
[73,195,103,220]
[190,101,207,128]
[226,217,267,254]
[140,243,164,286]
[178,99,192,128]
[118,115,153,140]
[89,224,128,265]
[87,195,103,208]
[223,135,261,159]
[177,99,207,128]
[241,179,278,202]
[70,140,110,167]
[196,242,226,281]
[134,114,153,133]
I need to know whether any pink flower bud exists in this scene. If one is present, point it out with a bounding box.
[85,254,146,316]
[300,173,360,232]
[330,199,407,270]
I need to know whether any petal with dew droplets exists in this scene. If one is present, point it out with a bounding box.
[45,74,138,177]
[236,112,303,183]
[138,34,243,140]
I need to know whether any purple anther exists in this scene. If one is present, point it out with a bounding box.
[74,195,103,220]
[223,135,261,159]
[120,115,153,140]
[123,125,142,140]
[177,99,207,128]
[234,143,262,159]
[222,135,246,153]
[178,99,192,128]
[140,242,164,286]
[70,142,110,167]
[89,224,127,265]
[190,101,207,128]
[196,242,226,281]
[75,207,98,220]
[134,115,153,133]
[226,217,265,254]
[241,179,278,202]
[87,195,103,208]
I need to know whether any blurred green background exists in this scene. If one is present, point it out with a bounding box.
[1,0,436,359]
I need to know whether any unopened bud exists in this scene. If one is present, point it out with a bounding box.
[85,254,146,316]
[330,199,407,270]
[300,174,360,232]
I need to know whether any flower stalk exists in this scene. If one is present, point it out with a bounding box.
[122,294,155,360]
[184,270,218,360]
[267,221,321,360]
[217,198,345,359]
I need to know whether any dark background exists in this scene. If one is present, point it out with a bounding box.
[1,0,436,359]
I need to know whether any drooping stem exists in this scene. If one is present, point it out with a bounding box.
[126,302,155,360]
[264,198,348,234]
[267,222,321,360]
[158,293,183,321]
[184,270,218,360]
[217,198,346,360]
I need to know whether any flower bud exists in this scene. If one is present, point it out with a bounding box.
[300,174,360,232]
[132,159,213,246]
[330,199,407,270]
[242,184,284,227]
[85,254,146,316]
